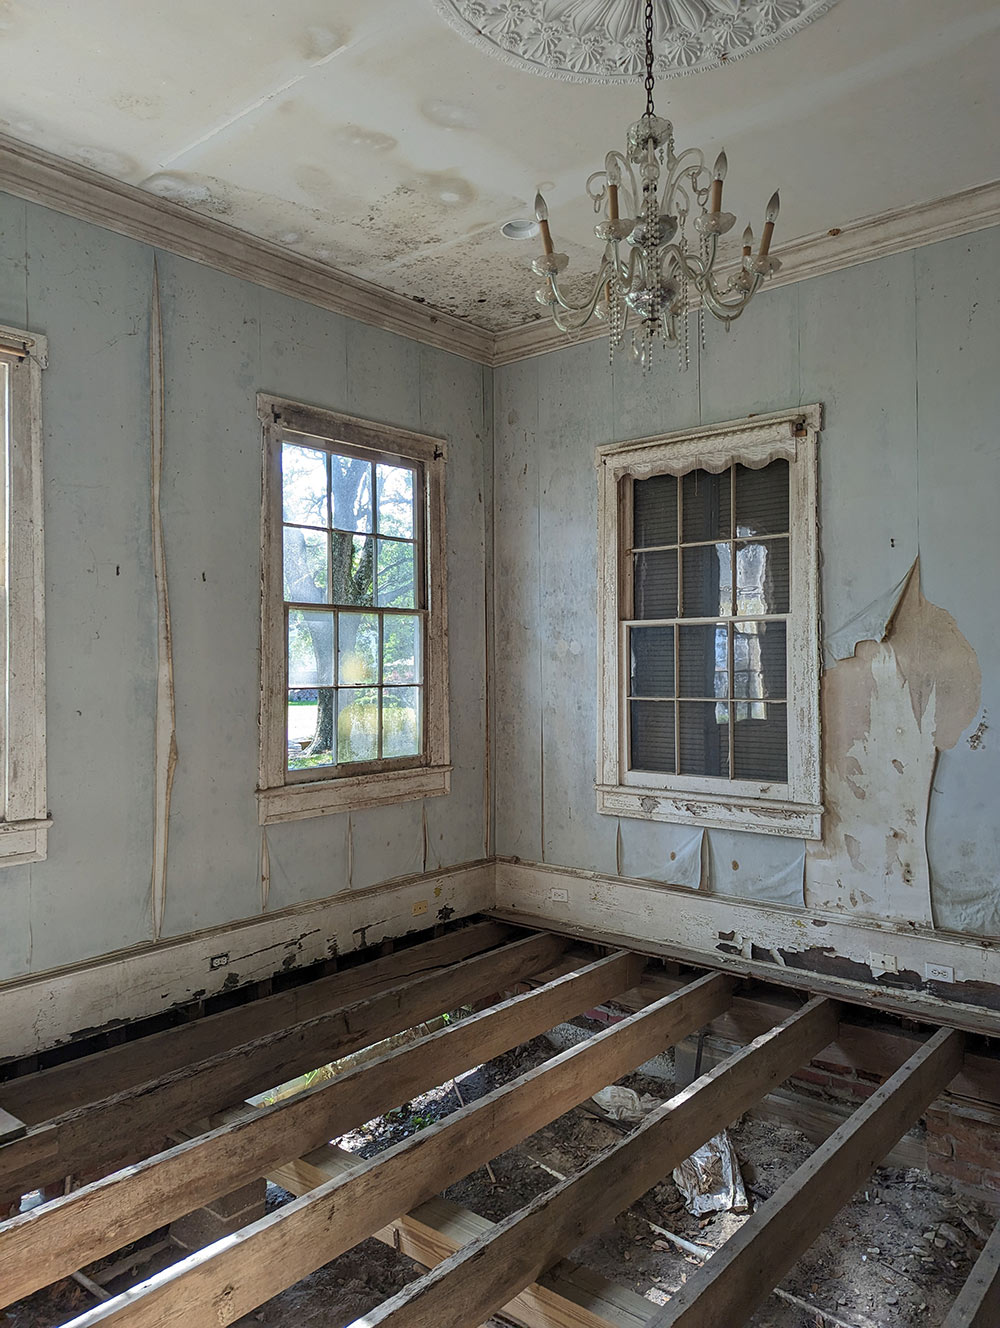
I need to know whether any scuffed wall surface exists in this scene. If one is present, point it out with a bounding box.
[492,227,999,940]
[0,191,489,980]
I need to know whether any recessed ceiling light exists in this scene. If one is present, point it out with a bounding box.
[500,218,540,240]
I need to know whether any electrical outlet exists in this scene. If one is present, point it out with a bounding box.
[209,952,229,970]
[868,951,898,975]
[549,887,569,903]
[412,899,428,916]
[925,963,954,984]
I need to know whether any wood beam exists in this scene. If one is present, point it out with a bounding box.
[57,971,733,1327]
[346,996,840,1328]
[0,949,641,1308]
[942,1219,1000,1328]
[1,920,516,1124]
[273,1143,650,1328]
[0,930,565,1205]
[648,1025,964,1327]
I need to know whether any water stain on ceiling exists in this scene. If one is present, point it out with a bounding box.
[0,0,997,331]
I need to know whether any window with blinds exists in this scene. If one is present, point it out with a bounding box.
[596,407,822,839]
[627,461,790,782]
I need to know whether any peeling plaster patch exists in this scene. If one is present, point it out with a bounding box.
[142,171,234,215]
[806,561,981,924]
[967,710,988,750]
[70,145,140,177]
[112,92,162,120]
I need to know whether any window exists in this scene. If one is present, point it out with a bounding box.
[596,406,821,838]
[0,326,48,865]
[257,395,450,824]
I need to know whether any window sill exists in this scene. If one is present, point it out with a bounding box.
[596,784,822,840]
[0,818,50,866]
[258,765,452,825]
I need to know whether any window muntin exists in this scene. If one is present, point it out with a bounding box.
[596,407,821,839]
[626,461,790,783]
[281,442,425,775]
[257,395,450,824]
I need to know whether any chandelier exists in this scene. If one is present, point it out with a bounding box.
[529,0,781,370]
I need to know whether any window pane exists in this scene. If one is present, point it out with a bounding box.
[682,468,731,542]
[630,700,675,773]
[735,538,789,615]
[283,527,329,603]
[331,532,374,606]
[733,702,787,781]
[678,624,728,699]
[629,626,674,697]
[338,611,379,685]
[678,700,730,777]
[634,549,678,619]
[337,687,379,763]
[331,454,372,533]
[282,443,328,527]
[377,463,415,539]
[681,542,732,617]
[287,687,334,769]
[377,539,416,608]
[633,473,677,548]
[383,686,421,758]
[383,614,421,684]
[735,460,788,536]
[288,609,334,686]
[734,621,786,705]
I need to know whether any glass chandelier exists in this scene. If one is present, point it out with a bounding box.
[530,0,781,371]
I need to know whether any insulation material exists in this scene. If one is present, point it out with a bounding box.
[706,829,806,906]
[618,819,705,890]
[591,1086,660,1122]
[806,563,981,923]
[672,1132,749,1216]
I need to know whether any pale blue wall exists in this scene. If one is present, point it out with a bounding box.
[0,193,490,979]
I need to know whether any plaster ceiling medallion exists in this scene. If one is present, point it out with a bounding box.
[433,0,841,82]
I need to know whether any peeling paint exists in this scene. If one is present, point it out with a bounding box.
[806,561,981,924]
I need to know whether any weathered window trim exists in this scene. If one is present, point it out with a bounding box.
[596,404,823,840]
[256,394,450,826]
[0,325,49,865]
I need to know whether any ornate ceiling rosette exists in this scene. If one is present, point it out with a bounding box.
[432,0,841,83]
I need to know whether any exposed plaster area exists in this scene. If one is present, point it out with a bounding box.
[0,0,998,329]
[806,561,982,925]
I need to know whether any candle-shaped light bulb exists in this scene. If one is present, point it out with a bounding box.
[605,155,621,221]
[759,189,779,258]
[535,192,554,255]
[742,224,753,257]
[709,150,727,212]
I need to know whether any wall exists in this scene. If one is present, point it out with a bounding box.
[492,228,999,942]
[0,192,490,982]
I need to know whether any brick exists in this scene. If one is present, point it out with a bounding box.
[928,1156,984,1187]
[925,1133,955,1160]
[790,1069,833,1090]
[812,1059,853,1078]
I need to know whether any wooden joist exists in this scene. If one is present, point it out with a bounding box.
[1,920,516,1124]
[55,971,734,1328]
[647,1025,965,1327]
[943,1218,1000,1328]
[0,930,566,1205]
[346,996,840,1328]
[273,1143,650,1328]
[0,949,642,1308]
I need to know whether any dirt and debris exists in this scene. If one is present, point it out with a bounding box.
[2,1017,994,1328]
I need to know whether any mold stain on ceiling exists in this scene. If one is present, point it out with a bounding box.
[0,0,997,331]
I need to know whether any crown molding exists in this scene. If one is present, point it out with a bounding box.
[1,133,997,372]
[0,133,494,366]
[492,177,1000,365]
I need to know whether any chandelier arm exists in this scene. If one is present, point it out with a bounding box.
[698,272,764,321]
[662,148,709,202]
[548,256,613,319]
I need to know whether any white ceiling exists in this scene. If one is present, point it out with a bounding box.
[1,0,998,332]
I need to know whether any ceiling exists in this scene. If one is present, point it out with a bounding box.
[1,0,998,333]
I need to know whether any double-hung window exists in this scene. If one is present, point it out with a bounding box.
[596,406,822,838]
[257,395,450,824]
[0,326,48,865]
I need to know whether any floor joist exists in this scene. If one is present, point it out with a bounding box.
[944,1218,1000,1328]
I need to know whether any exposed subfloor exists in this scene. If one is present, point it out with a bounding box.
[3,1021,994,1328]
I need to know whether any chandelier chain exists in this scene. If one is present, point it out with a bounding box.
[643,0,655,119]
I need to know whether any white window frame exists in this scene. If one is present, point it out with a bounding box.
[596,404,822,840]
[256,394,450,825]
[0,325,49,865]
